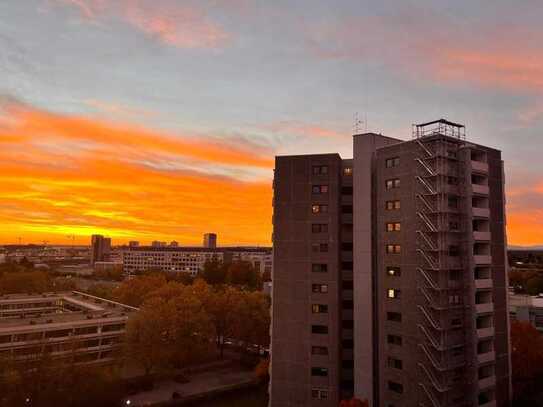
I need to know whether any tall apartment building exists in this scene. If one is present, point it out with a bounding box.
[90,235,111,266]
[203,233,218,249]
[270,120,511,407]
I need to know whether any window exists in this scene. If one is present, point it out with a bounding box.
[386,200,401,210]
[313,165,328,175]
[449,245,460,256]
[311,367,328,377]
[386,222,401,232]
[449,221,460,231]
[386,178,400,189]
[341,186,353,195]
[343,167,353,176]
[312,284,328,293]
[386,157,400,168]
[342,339,354,349]
[447,150,457,159]
[312,243,329,253]
[387,312,402,322]
[451,318,462,327]
[312,388,329,400]
[387,357,403,370]
[447,176,458,185]
[312,224,328,233]
[312,325,328,334]
[342,320,354,329]
[341,205,353,214]
[312,204,328,214]
[342,281,353,290]
[342,261,353,270]
[311,346,328,355]
[342,300,353,309]
[312,304,328,314]
[342,360,354,368]
[341,242,353,251]
[448,196,458,208]
[388,381,403,394]
[387,334,402,346]
[312,185,329,194]
[312,264,328,273]
[387,289,401,299]
[386,244,401,254]
[387,267,401,277]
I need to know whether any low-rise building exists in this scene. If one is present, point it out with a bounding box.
[122,246,272,276]
[0,291,137,365]
[509,292,543,332]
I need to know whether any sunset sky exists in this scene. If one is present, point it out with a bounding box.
[1,0,542,246]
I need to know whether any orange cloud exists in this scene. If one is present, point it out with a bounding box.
[54,0,230,49]
[0,99,272,245]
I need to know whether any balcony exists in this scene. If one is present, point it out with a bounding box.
[474,255,492,265]
[472,184,490,195]
[473,231,491,241]
[478,375,496,389]
[471,160,489,174]
[475,279,493,289]
[476,303,494,314]
[477,327,495,338]
[473,207,490,218]
[477,350,496,364]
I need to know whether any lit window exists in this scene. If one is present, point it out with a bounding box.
[312,204,328,214]
[387,267,401,276]
[312,284,328,293]
[312,264,327,273]
[388,289,400,299]
[343,167,352,176]
[386,222,401,232]
[312,304,328,314]
[386,200,401,210]
[386,245,401,254]
[312,185,329,194]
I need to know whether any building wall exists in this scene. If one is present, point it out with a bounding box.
[270,154,342,407]
[353,133,401,406]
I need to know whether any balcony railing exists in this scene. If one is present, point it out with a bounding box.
[471,160,489,174]
[473,231,491,241]
[472,184,490,195]
[478,375,496,390]
[477,350,496,364]
[476,327,495,338]
[476,303,494,314]
[474,255,492,265]
[475,279,493,289]
[473,208,490,218]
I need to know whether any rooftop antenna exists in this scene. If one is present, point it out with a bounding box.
[353,112,364,134]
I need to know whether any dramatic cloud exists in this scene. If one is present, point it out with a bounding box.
[304,14,543,94]
[0,99,272,245]
[53,0,231,48]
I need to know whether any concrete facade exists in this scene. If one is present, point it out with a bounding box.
[270,120,511,407]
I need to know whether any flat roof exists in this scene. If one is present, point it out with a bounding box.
[0,291,137,331]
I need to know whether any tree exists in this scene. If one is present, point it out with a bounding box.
[226,260,262,290]
[511,321,543,405]
[112,273,167,307]
[525,276,543,296]
[199,259,228,285]
[234,291,270,349]
[202,285,243,358]
[0,271,49,294]
[124,283,213,376]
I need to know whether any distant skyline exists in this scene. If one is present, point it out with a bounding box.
[1,0,542,245]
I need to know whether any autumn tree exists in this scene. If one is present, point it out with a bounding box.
[226,260,262,290]
[0,271,49,294]
[112,273,167,307]
[511,320,543,404]
[124,282,212,377]
[234,290,270,349]
[199,259,228,285]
